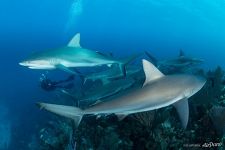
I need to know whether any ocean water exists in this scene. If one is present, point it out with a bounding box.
[1,0,225,149]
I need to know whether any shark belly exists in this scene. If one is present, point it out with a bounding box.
[84,80,185,115]
[59,59,114,67]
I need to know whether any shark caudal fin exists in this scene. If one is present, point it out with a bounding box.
[119,54,140,77]
[37,102,83,127]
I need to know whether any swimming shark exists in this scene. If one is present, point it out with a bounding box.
[82,65,141,85]
[19,33,138,76]
[37,59,206,128]
[80,77,136,106]
[145,50,204,73]
[61,77,135,107]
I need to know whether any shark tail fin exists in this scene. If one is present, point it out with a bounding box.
[119,54,140,77]
[144,51,158,66]
[37,102,83,127]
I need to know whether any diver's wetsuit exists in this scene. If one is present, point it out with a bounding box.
[40,75,74,91]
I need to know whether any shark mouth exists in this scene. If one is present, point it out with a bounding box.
[28,66,54,69]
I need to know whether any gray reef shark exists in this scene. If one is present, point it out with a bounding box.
[19,33,138,76]
[145,50,204,73]
[37,59,206,128]
[61,77,135,107]
[83,65,141,85]
[80,77,135,106]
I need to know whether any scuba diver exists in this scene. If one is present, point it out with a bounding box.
[40,74,75,91]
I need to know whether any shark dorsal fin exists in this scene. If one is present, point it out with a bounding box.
[142,59,164,86]
[68,33,81,47]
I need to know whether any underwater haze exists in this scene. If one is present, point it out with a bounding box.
[1,0,225,149]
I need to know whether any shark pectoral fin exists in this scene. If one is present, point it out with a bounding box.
[116,113,128,121]
[36,102,84,127]
[173,98,189,129]
[73,116,83,128]
[142,59,164,87]
[56,64,77,75]
[68,33,81,48]
[119,64,126,77]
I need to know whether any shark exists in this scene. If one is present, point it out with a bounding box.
[145,50,204,74]
[80,77,136,106]
[61,77,135,107]
[37,59,206,128]
[82,65,141,85]
[19,33,138,76]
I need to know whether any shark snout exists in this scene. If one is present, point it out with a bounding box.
[19,61,28,66]
[19,60,39,67]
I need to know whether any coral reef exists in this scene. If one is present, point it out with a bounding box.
[209,106,225,136]
[28,117,73,150]
[132,110,156,128]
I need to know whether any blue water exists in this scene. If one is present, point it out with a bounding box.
[0,0,225,149]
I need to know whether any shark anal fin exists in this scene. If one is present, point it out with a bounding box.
[173,98,189,129]
[68,33,81,48]
[142,59,164,87]
[116,113,128,121]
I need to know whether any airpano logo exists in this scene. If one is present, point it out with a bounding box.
[183,142,222,148]
[202,142,222,148]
